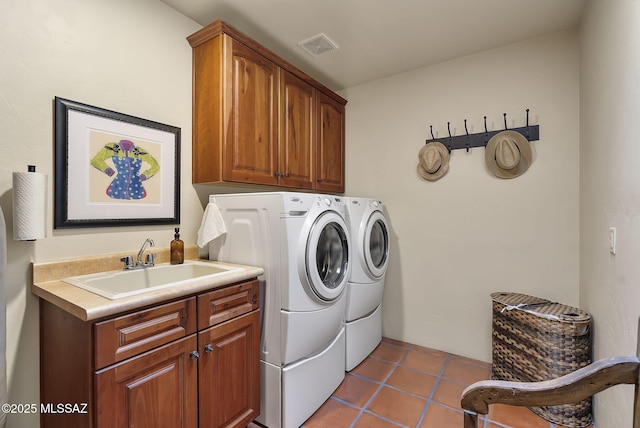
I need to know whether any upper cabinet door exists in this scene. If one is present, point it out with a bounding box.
[316,91,345,193]
[224,40,279,186]
[280,70,315,189]
[189,21,347,193]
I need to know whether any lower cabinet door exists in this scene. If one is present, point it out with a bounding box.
[95,335,198,428]
[198,310,260,428]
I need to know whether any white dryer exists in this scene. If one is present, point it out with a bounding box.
[208,192,351,428]
[344,197,390,371]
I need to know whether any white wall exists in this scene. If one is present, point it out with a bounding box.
[10,1,638,426]
[341,30,581,361]
[580,1,640,426]
[0,1,201,427]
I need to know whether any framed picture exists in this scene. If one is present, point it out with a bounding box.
[54,97,180,228]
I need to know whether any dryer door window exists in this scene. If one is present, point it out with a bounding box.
[306,212,349,301]
[364,211,389,278]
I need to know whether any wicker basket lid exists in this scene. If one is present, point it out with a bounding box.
[491,292,591,323]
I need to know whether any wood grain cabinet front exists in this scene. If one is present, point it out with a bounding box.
[95,335,199,428]
[189,19,347,193]
[39,279,260,428]
[198,310,260,428]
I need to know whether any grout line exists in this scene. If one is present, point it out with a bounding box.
[359,409,409,428]
[328,342,558,428]
[346,343,412,428]
[415,352,452,427]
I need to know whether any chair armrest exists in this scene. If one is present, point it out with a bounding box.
[461,355,639,415]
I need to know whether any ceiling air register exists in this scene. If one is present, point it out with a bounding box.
[298,33,339,56]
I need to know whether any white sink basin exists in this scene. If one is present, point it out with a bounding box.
[62,260,244,300]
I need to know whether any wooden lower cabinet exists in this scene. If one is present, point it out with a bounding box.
[40,279,260,428]
[95,335,199,428]
[198,311,260,428]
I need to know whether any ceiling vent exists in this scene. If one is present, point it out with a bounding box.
[298,33,339,56]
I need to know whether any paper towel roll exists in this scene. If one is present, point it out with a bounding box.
[13,168,46,241]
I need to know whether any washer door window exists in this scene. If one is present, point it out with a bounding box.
[306,212,349,301]
[364,211,389,279]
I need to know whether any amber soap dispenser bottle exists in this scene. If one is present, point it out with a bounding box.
[170,227,184,264]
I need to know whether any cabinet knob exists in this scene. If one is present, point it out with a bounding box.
[274,172,281,177]
[317,178,324,183]
[204,344,214,353]
[190,351,200,360]
[281,173,288,178]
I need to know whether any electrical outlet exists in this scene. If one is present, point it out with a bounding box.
[609,227,617,255]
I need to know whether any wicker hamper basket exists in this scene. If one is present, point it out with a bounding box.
[491,292,593,427]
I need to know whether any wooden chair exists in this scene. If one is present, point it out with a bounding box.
[461,319,640,428]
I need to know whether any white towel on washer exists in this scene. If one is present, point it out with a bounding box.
[197,202,227,248]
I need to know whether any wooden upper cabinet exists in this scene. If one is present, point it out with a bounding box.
[316,92,345,193]
[188,19,346,193]
[225,40,279,185]
[280,70,315,189]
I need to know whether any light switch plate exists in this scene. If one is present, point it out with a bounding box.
[609,227,617,255]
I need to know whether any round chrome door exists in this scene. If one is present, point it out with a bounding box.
[364,211,389,279]
[305,211,350,301]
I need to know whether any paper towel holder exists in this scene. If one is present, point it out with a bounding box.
[13,164,46,241]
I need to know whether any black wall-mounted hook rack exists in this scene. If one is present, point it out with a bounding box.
[425,109,540,152]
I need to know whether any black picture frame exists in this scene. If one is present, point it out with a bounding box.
[54,97,180,228]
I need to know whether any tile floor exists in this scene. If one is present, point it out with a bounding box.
[252,337,595,428]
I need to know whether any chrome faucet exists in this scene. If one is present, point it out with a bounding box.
[120,238,156,270]
[137,238,155,266]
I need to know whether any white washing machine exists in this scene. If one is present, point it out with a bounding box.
[208,192,351,428]
[344,197,390,371]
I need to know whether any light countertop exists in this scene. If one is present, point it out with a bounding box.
[31,246,264,321]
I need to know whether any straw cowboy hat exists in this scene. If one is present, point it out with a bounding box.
[417,141,449,181]
[485,130,532,179]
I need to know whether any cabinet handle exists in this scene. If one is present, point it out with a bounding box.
[317,178,324,183]
[274,172,281,177]
[190,351,200,360]
[281,173,288,178]
[204,344,214,353]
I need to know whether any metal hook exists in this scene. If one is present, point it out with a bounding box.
[430,125,434,140]
[503,113,508,130]
[526,109,530,128]
[483,116,489,146]
[447,122,451,138]
[464,119,470,152]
